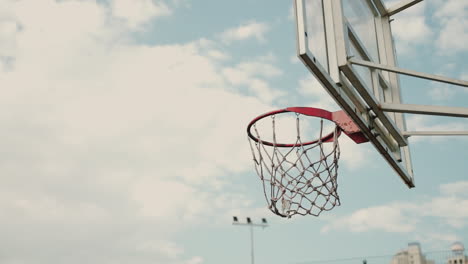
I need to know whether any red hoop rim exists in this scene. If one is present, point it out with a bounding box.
[247,107,342,147]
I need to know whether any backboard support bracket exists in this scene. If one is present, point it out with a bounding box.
[340,62,408,146]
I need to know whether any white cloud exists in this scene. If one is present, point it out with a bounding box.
[288,5,295,21]
[238,61,282,78]
[206,49,230,60]
[339,136,373,170]
[405,115,468,143]
[297,75,338,110]
[426,63,463,100]
[0,16,18,58]
[415,233,461,250]
[221,57,284,103]
[111,0,172,29]
[136,240,184,259]
[322,181,468,233]
[440,181,468,196]
[389,1,432,54]
[290,54,300,64]
[193,38,231,61]
[321,203,417,233]
[461,72,468,81]
[223,61,282,81]
[421,196,468,228]
[220,21,270,43]
[0,1,274,263]
[429,84,457,101]
[432,0,468,53]
[186,256,204,264]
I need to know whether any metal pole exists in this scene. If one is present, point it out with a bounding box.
[380,103,468,118]
[348,58,468,88]
[250,224,255,264]
[232,217,268,264]
[385,0,424,16]
[403,131,468,136]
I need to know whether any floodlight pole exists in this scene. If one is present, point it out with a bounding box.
[250,224,254,264]
[232,217,268,264]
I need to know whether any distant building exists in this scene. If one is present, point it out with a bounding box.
[447,242,467,264]
[391,243,435,264]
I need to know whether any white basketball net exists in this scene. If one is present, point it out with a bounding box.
[248,114,341,218]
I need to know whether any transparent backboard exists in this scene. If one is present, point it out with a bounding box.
[294,0,415,187]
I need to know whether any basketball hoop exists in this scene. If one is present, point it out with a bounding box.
[247,107,368,218]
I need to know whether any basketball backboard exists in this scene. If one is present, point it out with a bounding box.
[295,0,415,187]
[294,0,468,188]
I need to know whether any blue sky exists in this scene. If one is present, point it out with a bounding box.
[0,0,466,264]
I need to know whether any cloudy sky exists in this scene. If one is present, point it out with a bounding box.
[0,0,467,264]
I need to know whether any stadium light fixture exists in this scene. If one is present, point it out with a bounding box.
[232,217,268,264]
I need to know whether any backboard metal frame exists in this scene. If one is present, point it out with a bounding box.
[294,0,413,187]
[294,0,468,188]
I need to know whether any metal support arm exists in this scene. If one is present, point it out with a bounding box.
[385,0,424,16]
[380,103,468,118]
[349,58,468,88]
[404,131,468,136]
